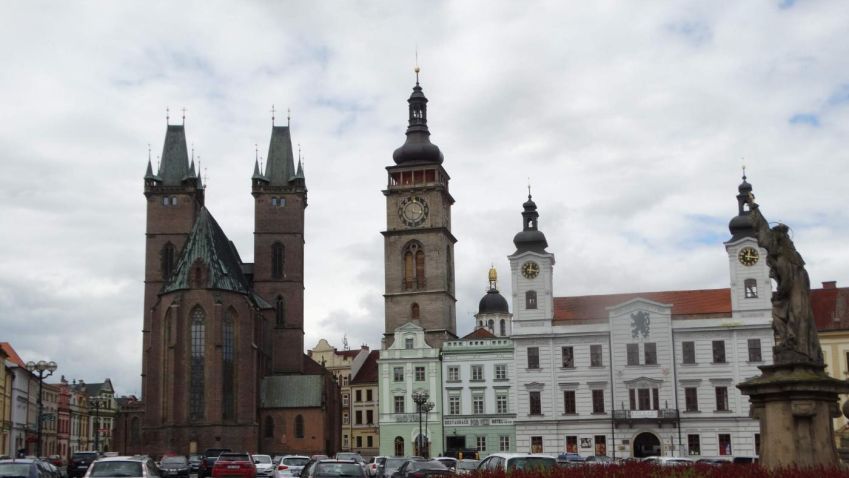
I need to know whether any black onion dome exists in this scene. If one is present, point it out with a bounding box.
[513,194,548,253]
[479,288,509,314]
[392,81,444,165]
[728,174,755,241]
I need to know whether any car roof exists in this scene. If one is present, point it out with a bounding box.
[95,457,147,462]
[487,453,554,459]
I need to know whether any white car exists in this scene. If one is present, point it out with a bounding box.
[642,456,694,466]
[273,455,310,478]
[253,455,274,478]
[367,457,387,477]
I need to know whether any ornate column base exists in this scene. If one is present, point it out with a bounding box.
[738,362,849,468]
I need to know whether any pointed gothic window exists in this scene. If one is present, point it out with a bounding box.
[411,303,420,320]
[222,310,236,420]
[525,290,537,309]
[271,242,284,279]
[275,296,286,327]
[402,241,425,290]
[190,307,205,420]
[161,243,175,280]
[295,414,305,438]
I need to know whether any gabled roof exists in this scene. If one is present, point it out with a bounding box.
[351,350,379,385]
[162,207,252,296]
[462,328,497,340]
[0,342,26,368]
[553,288,732,323]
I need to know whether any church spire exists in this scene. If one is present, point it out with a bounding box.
[392,67,444,165]
[513,192,549,253]
[728,169,756,240]
[157,124,190,186]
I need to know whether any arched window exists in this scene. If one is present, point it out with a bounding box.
[525,290,537,309]
[488,319,495,331]
[264,416,274,439]
[275,296,286,327]
[403,241,425,290]
[295,414,304,438]
[394,436,404,457]
[190,307,205,420]
[271,242,285,279]
[161,243,176,280]
[744,279,758,298]
[411,303,420,320]
[500,319,506,337]
[222,310,236,420]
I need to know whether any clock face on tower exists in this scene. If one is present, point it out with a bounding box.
[521,261,540,279]
[738,246,759,267]
[398,196,429,227]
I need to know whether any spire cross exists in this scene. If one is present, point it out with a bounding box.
[298,143,302,162]
[527,178,532,199]
[182,107,186,125]
[148,144,151,161]
[203,165,208,188]
[415,47,420,84]
[255,144,259,161]
[287,108,291,127]
[271,105,276,126]
[166,107,170,125]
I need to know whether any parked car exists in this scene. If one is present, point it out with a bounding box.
[732,456,759,464]
[391,460,450,478]
[642,456,694,466]
[453,460,478,476]
[253,455,274,478]
[556,453,584,467]
[307,460,365,478]
[82,456,158,478]
[582,455,613,465]
[376,458,416,478]
[478,453,556,472]
[200,449,231,478]
[274,456,310,478]
[160,455,191,477]
[366,457,386,477]
[68,452,100,478]
[212,453,256,478]
[188,455,202,474]
[0,459,52,478]
[696,457,731,466]
[333,454,367,476]
[433,458,456,471]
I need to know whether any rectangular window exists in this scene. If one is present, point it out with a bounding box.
[755,433,761,456]
[499,436,510,452]
[494,364,507,380]
[367,435,373,448]
[712,340,726,363]
[565,436,577,453]
[355,410,362,425]
[532,436,544,453]
[529,391,542,415]
[688,434,700,455]
[447,366,460,382]
[343,412,349,424]
[355,390,362,402]
[563,390,576,414]
[356,436,362,448]
[343,394,349,406]
[748,339,762,362]
[652,388,659,410]
[496,393,508,414]
[626,343,639,365]
[393,367,404,382]
[682,341,696,364]
[718,434,732,456]
[715,387,729,411]
[448,395,461,415]
[629,389,636,410]
[366,389,373,402]
[405,338,414,349]
[476,436,486,451]
[594,435,607,456]
[366,410,373,424]
[527,347,540,369]
[394,396,404,414]
[415,366,425,381]
[561,346,574,368]
[590,344,603,367]
[473,394,485,414]
[471,365,483,381]
[526,290,538,309]
[644,342,657,365]
[592,389,605,413]
[638,389,650,410]
[744,278,758,298]
[685,387,698,412]
[343,435,349,448]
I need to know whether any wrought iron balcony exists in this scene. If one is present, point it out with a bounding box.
[612,408,679,428]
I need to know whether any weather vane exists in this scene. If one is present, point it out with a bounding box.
[182,107,186,125]
[271,104,276,126]
[415,47,420,84]
[166,107,170,125]
[287,107,291,127]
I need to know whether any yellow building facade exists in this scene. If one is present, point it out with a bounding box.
[820,329,849,447]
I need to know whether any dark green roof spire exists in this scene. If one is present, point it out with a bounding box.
[264,126,296,186]
[157,124,190,186]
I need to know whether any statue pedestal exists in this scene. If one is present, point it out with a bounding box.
[738,362,849,468]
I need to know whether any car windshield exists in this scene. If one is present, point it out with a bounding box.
[253,456,272,464]
[282,458,309,467]
[384,459,407,470]
[508,458,554,471]
[161,457,187,465]
[73,454,98,461]
[457,462,477,470]
[0,463,32,478]
[411,462,446,471]
[218,454,250,462]
[90,461,144,478]
[314,463,362,477]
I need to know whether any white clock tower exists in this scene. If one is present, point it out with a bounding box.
[508,194,555,329]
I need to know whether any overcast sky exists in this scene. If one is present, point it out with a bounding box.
[2,0,849,396]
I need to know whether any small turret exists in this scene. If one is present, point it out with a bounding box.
[728,172,756,241]
[392,69,444,165]
[513,193,549,254]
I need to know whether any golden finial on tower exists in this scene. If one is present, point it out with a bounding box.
[488,265,498,290]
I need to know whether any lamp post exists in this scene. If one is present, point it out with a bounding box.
[422,401,434,458]
[25,360,58,457]
[411,390,429,457]
[89,396,107,452]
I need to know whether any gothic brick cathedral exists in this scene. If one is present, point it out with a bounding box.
[117,122,340,456]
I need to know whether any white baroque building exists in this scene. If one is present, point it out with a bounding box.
[509,178,776,459]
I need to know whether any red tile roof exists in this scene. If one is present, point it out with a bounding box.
[0,342,26,368]
[462,328,497,339]
[351,350,379,384]
[553,288,732,323]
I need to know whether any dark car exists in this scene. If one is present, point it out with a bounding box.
[376,458,414,478]
[189,455,202,474]
[556,453,584,467]
[200,449,231,478]
[160,456,190,477]
[392,460,451,478]
[0,459,51,478]
[309,460,365,478]
[212,453,256,478]
[68,452,99,478]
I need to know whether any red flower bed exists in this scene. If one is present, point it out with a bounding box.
[471,462,848,478]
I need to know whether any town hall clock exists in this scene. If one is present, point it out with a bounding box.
[522,261,540,279]
[398,196,429,227]
[738,246,759,267]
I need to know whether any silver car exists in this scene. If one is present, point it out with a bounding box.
[83,456,158,478]
[273,456,310,478]
[253,455,274,478]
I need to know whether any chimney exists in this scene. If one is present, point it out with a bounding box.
[823,281,837,289]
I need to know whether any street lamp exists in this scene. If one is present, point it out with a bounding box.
[89,396,108,452]
[411,390,429,458]
[422,401,434,459]
[25,360,58,457]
